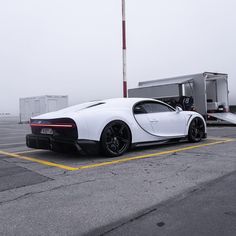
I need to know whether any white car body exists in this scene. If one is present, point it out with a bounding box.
[26,98,207,156]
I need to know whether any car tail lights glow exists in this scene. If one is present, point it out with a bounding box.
[30,123,75,128]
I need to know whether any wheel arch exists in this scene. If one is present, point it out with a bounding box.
[99,119,133,157]
[187,114,207,134]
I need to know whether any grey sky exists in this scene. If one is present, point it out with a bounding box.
[0,0,236,114]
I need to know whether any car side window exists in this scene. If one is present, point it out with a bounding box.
[133,104,147,114]
[148,102,174,113]
[134,102,174,114]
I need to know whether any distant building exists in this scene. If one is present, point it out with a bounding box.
[0,113,11,116]
[19,95,68,123]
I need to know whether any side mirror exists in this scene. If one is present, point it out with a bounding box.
[176,106,183,113]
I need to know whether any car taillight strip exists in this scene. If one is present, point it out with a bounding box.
[30,124,74,128]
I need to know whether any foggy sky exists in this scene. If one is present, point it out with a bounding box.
[0,0,236,114]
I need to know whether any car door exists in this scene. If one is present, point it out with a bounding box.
[134,101,187,137]
[133,102,154,135]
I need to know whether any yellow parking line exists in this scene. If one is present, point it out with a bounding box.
[0,150,78,171]
[75,139,234,170]
[15,149,44,154]
[0,139,234,171]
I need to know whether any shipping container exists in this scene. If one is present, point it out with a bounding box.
[19,95,68,123]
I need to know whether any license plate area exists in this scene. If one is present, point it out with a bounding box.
[40,128,53,135]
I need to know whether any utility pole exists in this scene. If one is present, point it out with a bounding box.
[122,0,127,97]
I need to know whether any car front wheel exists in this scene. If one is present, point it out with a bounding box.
[188,117,205,142]
[100,120,131,157]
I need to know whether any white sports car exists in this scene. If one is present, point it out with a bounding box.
[26,98,207,157]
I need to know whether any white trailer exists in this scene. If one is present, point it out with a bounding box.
[19,95,68,123]
[129,72,236,124]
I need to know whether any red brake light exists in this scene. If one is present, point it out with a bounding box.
[30,123,75,128]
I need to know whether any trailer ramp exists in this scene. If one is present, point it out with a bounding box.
[208,112,236,124]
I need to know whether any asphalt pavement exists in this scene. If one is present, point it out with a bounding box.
[0,117,235,235]
[95,171,236,236]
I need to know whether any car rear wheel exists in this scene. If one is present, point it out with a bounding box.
[100,120,131,157]
[188,117,205,142]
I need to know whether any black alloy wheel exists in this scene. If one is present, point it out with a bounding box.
[188,117,205,142]
[100,120,131,157]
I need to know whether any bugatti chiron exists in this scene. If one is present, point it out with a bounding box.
[26,98,207,156]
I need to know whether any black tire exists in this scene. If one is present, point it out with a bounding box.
[100,120,131,157]
[188,117,205,142]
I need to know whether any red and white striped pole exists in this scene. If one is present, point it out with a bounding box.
[122,0,127,97]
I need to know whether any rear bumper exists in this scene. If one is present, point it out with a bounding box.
[26,134,100,154]
[26,134,77,150]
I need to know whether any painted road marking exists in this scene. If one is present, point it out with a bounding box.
[75,139,234,170]
[0,150,78,171]
[0,142,25,147]
[8,137,236,155]
[0,136,26,140]
[207,137,236,141]
[0,139,234,171]
[15,149,44,154]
